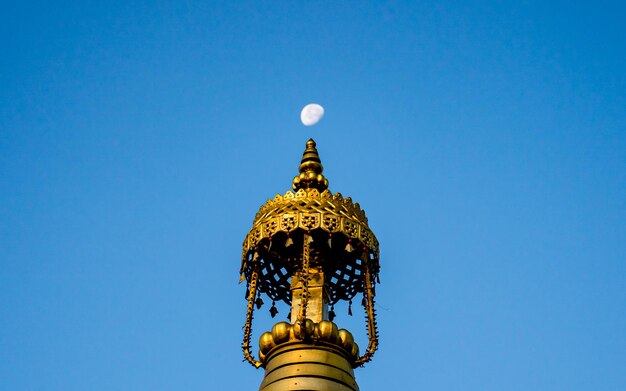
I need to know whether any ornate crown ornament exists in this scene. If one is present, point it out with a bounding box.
[240,139,380,371]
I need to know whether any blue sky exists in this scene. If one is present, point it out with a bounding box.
[1,1,625,390]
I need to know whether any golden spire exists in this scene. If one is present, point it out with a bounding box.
[240,139,380,390]
[292,138,329,192]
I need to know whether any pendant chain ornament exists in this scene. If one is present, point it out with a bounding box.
[269,301,278,318]
[242,265,262,368]
[255,291,264,309]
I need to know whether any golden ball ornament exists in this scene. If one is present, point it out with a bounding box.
[271,322,291,344]
[259,332,275,354]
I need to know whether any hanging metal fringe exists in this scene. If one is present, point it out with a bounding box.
[329,306,336,321]
[348,299,353,316]
[269,301,278,318]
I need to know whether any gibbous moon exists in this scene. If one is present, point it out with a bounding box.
[300,103,325,126]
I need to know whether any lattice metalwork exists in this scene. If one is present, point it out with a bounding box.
[240,188,380,304]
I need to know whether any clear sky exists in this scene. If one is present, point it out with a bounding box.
[1,1,625,390]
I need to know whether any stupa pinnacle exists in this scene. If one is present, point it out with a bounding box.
[291,139,329,192]
[240,139,381,390]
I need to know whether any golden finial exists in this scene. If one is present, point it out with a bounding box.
[240,137,381,377]
[292,138,329,191]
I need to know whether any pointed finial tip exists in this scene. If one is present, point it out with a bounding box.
[292,139,329,192]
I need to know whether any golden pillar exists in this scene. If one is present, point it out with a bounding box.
[240,139,381,391]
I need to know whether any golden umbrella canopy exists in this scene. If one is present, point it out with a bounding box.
[240,139,380,370]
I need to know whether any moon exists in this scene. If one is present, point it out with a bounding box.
[300,103,325,126]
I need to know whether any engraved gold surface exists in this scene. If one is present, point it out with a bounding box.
[242,188,379,261]
[291,270,328,323]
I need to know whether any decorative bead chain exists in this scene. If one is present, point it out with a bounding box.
[242,266,262,368]
[355,254,379,366]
